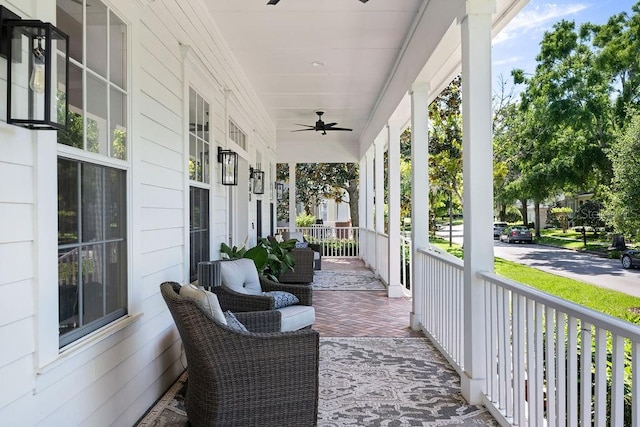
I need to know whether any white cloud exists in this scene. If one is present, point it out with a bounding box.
[494,2,590,45]
[494,56,524,66]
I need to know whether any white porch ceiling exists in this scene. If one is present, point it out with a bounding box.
[205,0,528,163]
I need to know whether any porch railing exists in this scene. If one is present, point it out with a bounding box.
[400,234,412,290]
[376,233,389,285]
[275,225,360,258]
[416,246,465,371]
[418,246,640,426]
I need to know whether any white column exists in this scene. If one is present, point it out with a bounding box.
[410,82,430,329]
[460,0,495,405]
[288,162,296,232]
[387,121,404,297]
[359,157,366,231]
[358,156,367,262]
[374,136,385,276]
[365,149,375,267]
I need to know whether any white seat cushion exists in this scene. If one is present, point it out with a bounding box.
[219,258,262,295]
[278,305,315,332]
[313,252,320,261]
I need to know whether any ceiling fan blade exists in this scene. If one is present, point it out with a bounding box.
[294,123,315,127]
[323,122,337,127]
[267,0,280,4]
[324,127,353,132]
[360,0,368,3]
[291,129,316,132]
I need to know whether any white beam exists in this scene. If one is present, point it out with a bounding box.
[460,0,495,405]
[388,120,404,298]
[410,82,430,329]
[288,162,296,232]
[374,136,385,277]
[359,157,366,231]
[365,149,375,268]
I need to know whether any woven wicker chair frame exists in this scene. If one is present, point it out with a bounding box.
[160,281,319,427]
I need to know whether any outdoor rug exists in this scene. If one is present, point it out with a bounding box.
[136,337,497,426]
[311,270,386,291]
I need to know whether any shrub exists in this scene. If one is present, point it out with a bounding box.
[296,213,316,227]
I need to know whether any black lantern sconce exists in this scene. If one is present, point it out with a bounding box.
[218,147,238,185]
[275,182,284,200]
[250,167,265,195]
[0,6,69,130]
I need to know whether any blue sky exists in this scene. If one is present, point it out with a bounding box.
[492,0,637,91]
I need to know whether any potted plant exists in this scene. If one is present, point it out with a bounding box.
[220,237,297,282]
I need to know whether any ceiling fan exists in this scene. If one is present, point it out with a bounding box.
[268,0,367,4]
[292,111,352,136]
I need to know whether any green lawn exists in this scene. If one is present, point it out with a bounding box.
[536,228,611,253]
[429,237,640,323]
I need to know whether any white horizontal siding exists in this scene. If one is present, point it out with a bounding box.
[0,204,34,244]
[0,242,33,286]
[0,356,35,409]
[139,161,183,190]
[0,163,33,204]
[0,280,34,327]
[0,317,34,369]
[140,246,184,278]
[0,0,277,423]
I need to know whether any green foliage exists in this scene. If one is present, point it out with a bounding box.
[276,163,359,226]
[220,238,297,282]
[601,113,640,240]
[295,213,316,227]
[574,199,605,230]
[551,207,573,232]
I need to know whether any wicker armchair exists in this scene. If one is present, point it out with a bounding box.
[279,248,315,283]
[160,281,319,427]
[215,258,315,331]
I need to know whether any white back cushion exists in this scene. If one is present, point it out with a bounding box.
[219,258,262,295]
[179,283,227,325]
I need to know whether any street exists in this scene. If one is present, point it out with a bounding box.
[435,224,640,298]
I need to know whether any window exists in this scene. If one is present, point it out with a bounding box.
[189,187,210,282]
[56,0,129,347]
[189,88,210,183]
[188,88,211,280]
[229,119,247,150]
[56,0,128,159]
[58,158,127,347]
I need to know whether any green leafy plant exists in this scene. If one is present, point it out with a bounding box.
[220,238,297,282]
[296,213,316,227]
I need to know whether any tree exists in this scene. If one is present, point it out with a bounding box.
[601,113,640,240]
[550,207,573,233]
[428,76,463,211]
[574,199,605,235]
[277,163,359,227]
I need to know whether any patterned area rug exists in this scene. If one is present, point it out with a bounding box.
[136,338,497,426]
[319,337,497,426]
[312,270,386,291]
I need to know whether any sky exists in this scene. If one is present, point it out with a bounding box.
[492,0,638,92]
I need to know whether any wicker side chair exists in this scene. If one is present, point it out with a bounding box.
[160,281,319,427]
[279,248,315,283]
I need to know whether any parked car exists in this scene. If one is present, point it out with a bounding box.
[493,222,508,239]
[500,226,533,244]
[621,249,640,269]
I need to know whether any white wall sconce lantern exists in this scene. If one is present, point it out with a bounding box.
[0,6,69,130]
